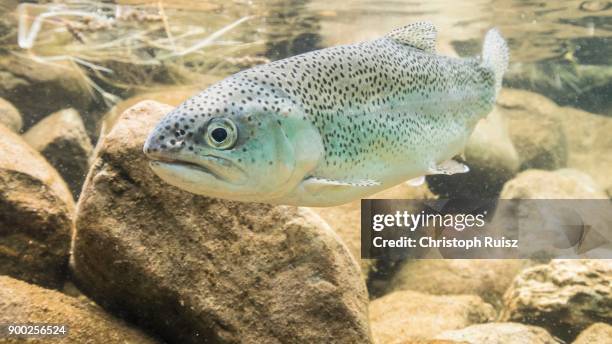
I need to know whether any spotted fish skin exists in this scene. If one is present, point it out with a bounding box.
[144,22,509,206]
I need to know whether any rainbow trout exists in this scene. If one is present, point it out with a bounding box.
[144,22,509,206]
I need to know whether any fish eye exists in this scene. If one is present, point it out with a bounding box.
[205,118,237,149]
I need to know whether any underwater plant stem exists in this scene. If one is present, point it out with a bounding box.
[17,4,111,49]
[157,1,177,52]
[164,16,254,58]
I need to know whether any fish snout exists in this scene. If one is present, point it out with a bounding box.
[143,128,184,160]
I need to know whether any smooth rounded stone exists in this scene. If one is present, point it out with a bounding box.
[501,259,612,341]
[0,124,74,288]
[0,97,22,133]
[498,89,568,171]
[500,169,608,199]
[310,183,435,277]
[71,101,370,344]
[23,109,93,199]
[427,107,520,198]
[0,276,159,344]
[370,290,495,343]
[387,260,531,308]
[434,322,559,344]
[572,323,612,344]
[0,55,93,132]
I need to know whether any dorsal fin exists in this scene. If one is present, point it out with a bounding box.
[386,22,437,53]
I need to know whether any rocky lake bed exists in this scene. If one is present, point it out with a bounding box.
[0,0,611,342]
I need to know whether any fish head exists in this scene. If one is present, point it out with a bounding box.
[143,77,322,202]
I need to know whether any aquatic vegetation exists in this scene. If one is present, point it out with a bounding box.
[12,1,262,106]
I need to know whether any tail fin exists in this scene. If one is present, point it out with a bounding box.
[482,28,509,94]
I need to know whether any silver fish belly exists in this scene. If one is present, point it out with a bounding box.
[143,22,509,206]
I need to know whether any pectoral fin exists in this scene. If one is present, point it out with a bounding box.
[428,160,470,175]
[302,176,380,194]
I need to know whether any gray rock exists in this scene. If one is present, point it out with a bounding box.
[71,101,371,344]
[0,123,74,288]
[435,322,559,344]
[0,276,160,344]
[370,290,495,343]
[501,259,612,341]
[23,109,93,199]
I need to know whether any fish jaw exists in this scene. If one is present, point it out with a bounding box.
[148,154,248,185]
[146,149,254,200]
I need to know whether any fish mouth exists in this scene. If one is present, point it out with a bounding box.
[148,155,247,185]
[151,159,217,177]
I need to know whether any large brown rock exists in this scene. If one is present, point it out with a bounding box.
[0,97,21,133]
[387,260,531,308]
[572,323,612,344]
[23,109,93,199]
[435,322,559,344]
[0,124,74,288]
[71,101,370,344]
[501,259,612,341]
[0,276,159,344]
[370,290,495,343]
